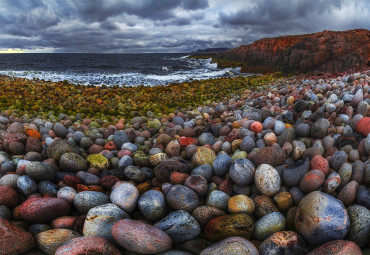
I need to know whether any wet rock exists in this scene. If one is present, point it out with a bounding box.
[212,153,232,176]
[200,237,258,255]
[110,182,139,213]
[255,164,281,196]
[229,158,255,186]
[74,191,110,213]
[138,190,166,221]
[259,231,308,255]
[36,229,80,255]
[308,240,362,255]
[253,144,286,167]
[59,153,87,172]
[46,139,79,161]
[191,206,226,228]
[167,184,199,212]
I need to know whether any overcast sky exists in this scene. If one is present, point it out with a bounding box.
[0,0,368,53]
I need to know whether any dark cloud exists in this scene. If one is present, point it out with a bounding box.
[0,0,368,53]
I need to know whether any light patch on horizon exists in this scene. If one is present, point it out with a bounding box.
[0,48,25,53]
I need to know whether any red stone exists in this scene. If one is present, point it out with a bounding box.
[170,172,189,185]
[63,175,82,188]
[310,155,329,175]
[0,218,35,255]
[250,122,263,133]
[55,236,122,255]
[219,177,233,196]
[0,185,19,208]
[179,137,197,147]
[20,197,71,223]
[308,240,362,255]
[76,184,104,192]
[104,141,117,150]
[300,170,325,193]
[100,175,120,190]
[356,117,370,136]
[51,216,77,229]
[25,136,42,153]
[88,144,104,154]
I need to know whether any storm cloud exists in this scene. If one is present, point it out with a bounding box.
[0,0,368,53]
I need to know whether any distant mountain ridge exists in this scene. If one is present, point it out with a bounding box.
[212,29,370,75]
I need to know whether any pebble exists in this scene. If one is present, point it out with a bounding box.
[138,190,166,221]
[83,203,127,241]
[25,161,55,181]
[295,191,350,245]
[253,212,286,240]
[59,152,87,172]
[200,237,258,255]
[228,194,255,214]
[259,231,308,255]
[254,164,281,196]
[155,210,201,243]
[229,158,255,186]
[206,190,230,211]
[55,236,122,255]
[311,119,330,139]
[110,182,139,213]
[212,153,232,176]
[308,240,362,255]
[74,191,110,213]
[191,206,226,228]
[36,229,81,255]
[167,184,199,212]
[299,169,325,193]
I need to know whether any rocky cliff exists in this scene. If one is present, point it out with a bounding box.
[213,29,370,75]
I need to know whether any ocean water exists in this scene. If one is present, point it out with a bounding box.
[0,53,243,86]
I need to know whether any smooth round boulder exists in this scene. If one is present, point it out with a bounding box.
[259,231,308,255]
[228,195,255,214]
[212,153,232,176]
[191,206,226,228]
[138,190,166,221]
[54,123,68,138]
[20,197,71,223]
[155,210,201,243]
[253,212,286,241]
[74,191,110,213]
[36,229,80,255]
[59,153,87,172]
[17,175,38,196]
[86,154,110,170]
[55,236,122,255]
[311,119,330,139]
[0,185,18,208]
[83,203,127,242]
[200,237,258,255]
[25,161,55,181]
[110,182,139,213]
[346,205,370,247]
[229,158,255,186]
[299,169,325,193]
[112,219,172,254]
[308,240,362,255]
[204,213,254,241]
[47,139,79,161]
[254,164,281,196]
[295,191,350,245]
[166,185,199,213]
[206,190,230,211]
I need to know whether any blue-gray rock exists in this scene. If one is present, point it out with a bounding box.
[173,116,185,126]
[240,136,255,153]
[200,237,258,255]
[83,203,127,242]
[47,139,79,161]
[59,153,87,172]
[54,123,67,138]
[229,158,255,186]
[206,190,230,211]
[0,152,11,164]
[191,165,213,181]
[283,158,309,187]
[118,155,133,168]
[17,175,38,196]
[0,161,16,174]
[76,171,100,186]
[155,210,201,243]
[356,185,370,210]
[253,212,286,240]
[295,123,311,137]
[113,130,129,148]
[25,161,55,181]
[138,190,166,221]
[38,180,58,196]
[72,131,84,143]
[274,120,285,136]
[311,119,330,139]
[166,185,199,213]
[74,191,110,213]
[331,151,348,171]
[0,174,20,188]
[110,182,139,213]
[29,224,51,236]
[121,142,138,152]
[347,205,370,247]
[57,186,77,204]
[199,133,215,146]
[124,165,146,182]
[212,153,232,176]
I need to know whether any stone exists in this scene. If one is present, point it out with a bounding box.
[74,191,110,213]
[277,127,296,146]
[155,210,201,243]
[55,236,122,255]
[228,195,255,214]
[0,185,18,208]
[240,136,255,153]
[54,123,68,138]
[356,185,370,209]
[206,190,230,211]
[254,164,281,196]
[311,119,330,139]
[25,161,55,181]
[113,130,129,148]
[323,172,341,193]
[299,169,325,193]
[138,190,166,221]
[254,145,286,167]
[253,212,286,241]
[273,192,293,211]
[204,213,254,241]
[295,123,311,137]
[59,153,87,172]
[356,117,370,136]
[229,158,255,186]
[36,229,81,255]
[283,157,310,187]
[0,218,35,255]
[20,198,71,223]
[191,206,226,228]
[292,140,306,160]
[47,139,79,161]
[308,240,362,255]
[295,191,350,245]
[337,181,359,206]
[192,147,216,166]
[310,155,329,175]
[212,153,232,176]
[259,231,308,255]
[110,182,139,213]
[166,184,199,212]
[86,154,110,170]
[274,120,285,136]
[83,203,126,242]
[154,159,193,183]
[200,237,258,255]
[184,174,208,197]
[331,150,348,170]
[346,205,370,247]
[199,133,215,146]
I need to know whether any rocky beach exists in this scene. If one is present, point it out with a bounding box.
[0,68,370,254]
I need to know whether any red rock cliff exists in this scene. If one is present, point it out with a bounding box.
[213,29,370,75]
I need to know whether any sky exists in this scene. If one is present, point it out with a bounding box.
[0,0,368,53]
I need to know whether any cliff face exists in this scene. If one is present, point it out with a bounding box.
[213,29,370,75]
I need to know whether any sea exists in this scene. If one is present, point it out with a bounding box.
[0,53,244,86]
